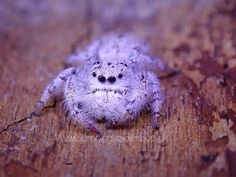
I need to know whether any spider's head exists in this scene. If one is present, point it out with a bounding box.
[89,60,133,86]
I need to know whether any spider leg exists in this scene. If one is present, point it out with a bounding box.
[105,89,148,128]
[146,72,164,129]
[64,75,102,138]
[32,67,76,117]
[105,109,136,129]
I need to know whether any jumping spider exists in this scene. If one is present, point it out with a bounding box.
[31,34,164,138]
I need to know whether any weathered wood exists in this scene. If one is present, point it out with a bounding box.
[0,0,236,177]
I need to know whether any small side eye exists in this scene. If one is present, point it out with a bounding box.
[92,72,97,77]
[118,73,123,79]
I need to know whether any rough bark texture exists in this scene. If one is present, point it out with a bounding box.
[0,0,236,177]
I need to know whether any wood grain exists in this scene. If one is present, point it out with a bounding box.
[0,0,236,177]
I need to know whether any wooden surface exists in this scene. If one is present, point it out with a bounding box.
[0,0,236,177]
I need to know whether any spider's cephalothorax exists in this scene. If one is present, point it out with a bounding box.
[32,34,164,138]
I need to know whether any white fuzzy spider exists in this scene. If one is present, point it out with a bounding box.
[32,34,164,138]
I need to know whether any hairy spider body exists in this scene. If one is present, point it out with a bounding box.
[32,34,164,138]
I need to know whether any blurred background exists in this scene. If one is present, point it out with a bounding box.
[0,0,235,177]
[0,0,235,67]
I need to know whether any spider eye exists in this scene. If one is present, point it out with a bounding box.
[92,72,97,77]
[118,73,123,79]
[98,75,106,83]
[107,76,116,84]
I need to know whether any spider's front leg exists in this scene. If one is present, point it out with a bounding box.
[31,67,76,117]
[146,72,164,129]
[105,90,148,129]
[64,75,102,138]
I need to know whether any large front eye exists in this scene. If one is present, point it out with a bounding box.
[92,72,97,77]
[98,75,106,83]
[108,76,116,84]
